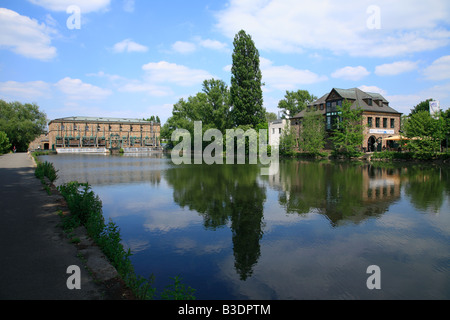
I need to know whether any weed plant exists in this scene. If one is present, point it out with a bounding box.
[35,161,58,183]
[57,181,195,300]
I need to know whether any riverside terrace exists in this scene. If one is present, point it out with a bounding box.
[30,116,161,153]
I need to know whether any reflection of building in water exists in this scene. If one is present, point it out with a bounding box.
[53,153,163,186]
[363,165,403,202]
[267,162,403,226]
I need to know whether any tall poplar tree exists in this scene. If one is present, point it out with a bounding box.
[230,30,265,128]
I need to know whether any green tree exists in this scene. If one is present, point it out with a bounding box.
[404,110,445,158]
[230,30,265,128]
[200,79,231,132]
[330,100,364,157]
[265,112,277,122]
[0,100,47,152]
[300,111,325,155]
[162,79,231,148]
[279,122,297,156]
[0,131,11,154]
[410,99,432,115]
[277,90,317,118]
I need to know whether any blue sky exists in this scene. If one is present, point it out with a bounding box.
[1,0,450,125]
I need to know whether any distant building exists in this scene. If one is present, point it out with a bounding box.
[268,118,289,147]
[46,116,161,152]
[29,133,50,151]
[290,88,402,152]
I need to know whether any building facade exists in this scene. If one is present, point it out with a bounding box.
[290,88,402,152]
[46,116,161,152]
[268,118,289,147]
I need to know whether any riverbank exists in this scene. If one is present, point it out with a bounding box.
[0,152,134,299]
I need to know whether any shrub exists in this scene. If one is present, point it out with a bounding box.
[0,131,11,154]
[35,161,59,183]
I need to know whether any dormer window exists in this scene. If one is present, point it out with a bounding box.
[367,98,373,106]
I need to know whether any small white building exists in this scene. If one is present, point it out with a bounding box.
[268,118,289,147]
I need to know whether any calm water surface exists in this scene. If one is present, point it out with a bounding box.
[41,153,450,299]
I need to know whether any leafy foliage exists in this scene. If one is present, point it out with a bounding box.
[299,111,326,155]
[0,100,47,152]
[35,161,59,183]
[161,79,231,148]
[230,30,265,128]
[330,100,364,157]
[277,90,318,118]
[404,110,445,159]
[278,122,297,156]
[0,131,11,154]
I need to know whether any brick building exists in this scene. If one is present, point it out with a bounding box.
[290,88,402,152]
[46,116,161,152]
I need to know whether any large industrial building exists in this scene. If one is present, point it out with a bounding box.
[30,116,161,153]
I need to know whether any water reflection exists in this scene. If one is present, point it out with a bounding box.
[267,161,404,226]
[51,153,165,186]
[404,165,450,213]
[40,154,450,299]
[164,164,265,280]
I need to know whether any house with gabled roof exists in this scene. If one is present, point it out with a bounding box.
[290,88,402,152]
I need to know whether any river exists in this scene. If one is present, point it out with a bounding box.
[40,153,450,299]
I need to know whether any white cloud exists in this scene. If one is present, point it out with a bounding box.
[214,0,450,57]
[0,80,51,101]
[358,85,387,96]
[375,61,419,76]
[423,55,450,81]
[172,41,197,54]
[197,38,228,51]
[122,0,135,13]
[171,38,228,54]
[0,8,57,60]
[55,77,112,100]
[331,66,370,81]
[260,58,328,91]
[27,0,111,13]
[113,39,148,53]
[119,81,173,97]
[142,61,214,87]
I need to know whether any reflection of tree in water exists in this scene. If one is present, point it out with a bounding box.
[403,165,450,213]
[271,161,406,226]
[164,164,266,280]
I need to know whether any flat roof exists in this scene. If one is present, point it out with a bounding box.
[49,116,156,124]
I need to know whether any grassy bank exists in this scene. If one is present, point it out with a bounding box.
[32,152,196,300]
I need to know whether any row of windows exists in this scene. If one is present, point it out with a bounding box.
[307,100,343,112]
[367,117,395,129]
[59,124,154,132]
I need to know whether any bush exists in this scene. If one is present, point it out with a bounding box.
[0,131,11,154]
[35,161,59,183]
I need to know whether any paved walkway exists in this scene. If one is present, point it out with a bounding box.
[0,153,122,300]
